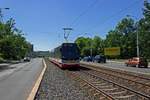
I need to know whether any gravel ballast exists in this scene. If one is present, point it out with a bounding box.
[35,59,95,100]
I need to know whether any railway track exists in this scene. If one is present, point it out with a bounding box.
[67,68,150,100]
[49,59,150,99]
[80,63,150,97]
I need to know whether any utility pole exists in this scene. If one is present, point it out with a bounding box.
[62,28,73,43]
[136,28,139,57]
[127,15,139,57]
[135,20,140,58]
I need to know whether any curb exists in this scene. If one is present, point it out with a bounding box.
[0,63,10,67]
[107,60,125,64]
[27,59,47,100]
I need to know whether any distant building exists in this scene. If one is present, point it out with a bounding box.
[33,51,50,57]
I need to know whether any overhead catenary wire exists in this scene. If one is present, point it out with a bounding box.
[69,0,100,27]
[64,0,141,42]
[83,0,141,34]
[61,0,99,42]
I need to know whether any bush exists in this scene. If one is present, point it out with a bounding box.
[0,56,4,63]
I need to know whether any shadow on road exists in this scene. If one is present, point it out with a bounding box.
[0,65,16,72]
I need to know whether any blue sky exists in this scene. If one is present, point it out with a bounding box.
[0,0,146,51]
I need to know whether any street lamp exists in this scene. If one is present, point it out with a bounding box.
[127,15,139,57]
[0,8,10,22]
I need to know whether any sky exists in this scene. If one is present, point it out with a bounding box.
[0,0,147,51]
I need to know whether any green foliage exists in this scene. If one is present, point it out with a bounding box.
[92,36,104,55]
[137,0,150,59]
[0,53,4,63]
[75,37,92,56]
[75,36,104,57]
[0,18,31,60]
[105,17,136,58]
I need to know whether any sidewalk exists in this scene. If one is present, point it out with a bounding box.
[0,63,10,67]
[0,60,21,68]
[107,60,126,64]
[108,59,150,67]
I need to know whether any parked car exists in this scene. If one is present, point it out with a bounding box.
[125,57,148,68]
[24,57,31,62]
[94,55,106,63]
[82,56,92,62]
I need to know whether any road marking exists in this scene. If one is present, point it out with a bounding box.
[27,59,47,100]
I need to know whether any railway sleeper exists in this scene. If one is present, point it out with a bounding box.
[102,88,122,93]
[88,88,98,95]
[135,79,150,84]
[82,85,92,90]
[146,81,150,85]
[94,93,110,100]
[78,80,85,84]
[96,81,109,85]
[88,88,95,93]
[124,83,150,95]
[73,77,81,81]
[93,69,149,85]
[97,85,114,89]
[109,91,132,97]
[80,82,87,87]
[93,82,108,86]
[114,94,136,100]
[89,74,150,97]
[99,96,112,100]
[94,95,103,100]
[93,92,100,97]
[81,75,95,81]
[92,81,104,84]
[88,79,100,82]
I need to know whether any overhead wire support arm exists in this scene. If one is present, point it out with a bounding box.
[63,28,73,43]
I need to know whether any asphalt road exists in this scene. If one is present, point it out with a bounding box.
[81,60,150,75]
[0,58,43,100]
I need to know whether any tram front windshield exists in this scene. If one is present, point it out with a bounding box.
[61,44,79,60]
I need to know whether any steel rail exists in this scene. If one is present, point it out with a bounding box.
[80,63,150,80]
[81,64,150,87]
[68,72,115,100]
[82,70,150,99]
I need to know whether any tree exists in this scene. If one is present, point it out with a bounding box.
[137,0,150,59]
[92,36,104,55]
[105,17,136,58]
[0,18,31,60]
[75,36,92,56]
